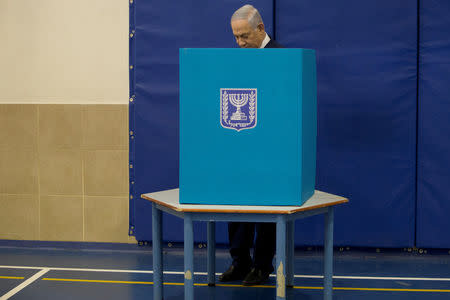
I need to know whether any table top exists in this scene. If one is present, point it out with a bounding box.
[141,189,348,214]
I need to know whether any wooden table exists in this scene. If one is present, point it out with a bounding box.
[142,189,348,300]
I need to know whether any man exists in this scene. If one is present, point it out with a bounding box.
[219,4,283,286]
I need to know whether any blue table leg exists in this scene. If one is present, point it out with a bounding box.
[286,220,295,288]
[207,221,216,286]
[152,203,163,300]
[184,214,194,300]
[324,207,334,300]
[276,216,287,300]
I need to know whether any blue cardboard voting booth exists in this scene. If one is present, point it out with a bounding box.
[179,49,317,206]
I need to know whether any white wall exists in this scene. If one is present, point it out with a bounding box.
[0,0,129,104]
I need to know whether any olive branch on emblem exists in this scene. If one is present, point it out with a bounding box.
[222,91,229,124]
[249,91,256,122]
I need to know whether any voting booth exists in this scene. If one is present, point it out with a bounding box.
[179,49,317,206]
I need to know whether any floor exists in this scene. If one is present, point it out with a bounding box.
[0,244,449,299]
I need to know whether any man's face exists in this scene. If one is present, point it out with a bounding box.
[231,19,265,48]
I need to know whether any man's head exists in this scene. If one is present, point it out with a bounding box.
[230,5,266,48]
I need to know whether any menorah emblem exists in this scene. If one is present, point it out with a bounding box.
[220,88,257,132]
[230,93,249,121]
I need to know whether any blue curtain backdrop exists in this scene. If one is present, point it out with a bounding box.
[275,0,417,247]
[416,0,450,248]
[130,0,450,248]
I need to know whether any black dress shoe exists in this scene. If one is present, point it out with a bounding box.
[219,265,250,282]
[242,268,271,286]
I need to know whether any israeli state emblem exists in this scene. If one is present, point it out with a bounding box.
[220,88,257,131]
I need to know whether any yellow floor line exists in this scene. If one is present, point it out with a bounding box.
[42,278,154,285]
[294,286,450,293]
[40,278,450,293]
[0,276,24,280]
[332,287,450,293]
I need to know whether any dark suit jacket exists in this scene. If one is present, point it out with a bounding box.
[264,38,283,48]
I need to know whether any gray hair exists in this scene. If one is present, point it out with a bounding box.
[231,4,263,29]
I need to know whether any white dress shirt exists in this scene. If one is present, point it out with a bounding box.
[259,33,270,48]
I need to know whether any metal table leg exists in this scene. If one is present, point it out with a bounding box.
[152,203,163,300]
[286,220,295,288]
[276,216,287,300]
[324,207,334,300]
[207,221,216,286]
[184,214,194,300]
